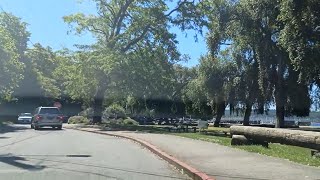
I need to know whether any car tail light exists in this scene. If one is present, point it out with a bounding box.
[35,115,42,121]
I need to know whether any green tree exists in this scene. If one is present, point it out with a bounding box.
[26,44,61,100]
[62,0,190,122]
[278,0,320,84]
[201,0,293,127]
[198,55,236,126]
[183,77,212,117]
[0,12,29,102]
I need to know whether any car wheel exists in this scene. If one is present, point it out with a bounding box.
[57,125,62,130]
[34,125,39,130]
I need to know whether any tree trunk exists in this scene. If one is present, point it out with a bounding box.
[275,54,286,128]
[257,99,264,115]
[275,102,285,128]
[92,87,105,124]
[214,101,226,127]
[229,103,234,116]
[243,103,252,126]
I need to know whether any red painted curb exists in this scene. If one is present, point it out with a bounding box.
[73,128,214,180]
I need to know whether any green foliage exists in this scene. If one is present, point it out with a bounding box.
[183,78,211,116]
[68,116,90,124]
[103,104,126,120]
[193,0,319,125]
[108,118,124,125]
[79,108,94,119]
[123,117,139,126]
[26,44,61,99]
[0,12,29,102]
[60,0,204,121]
[278,0,320,82]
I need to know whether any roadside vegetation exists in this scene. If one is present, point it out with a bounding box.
[67,116,90,124]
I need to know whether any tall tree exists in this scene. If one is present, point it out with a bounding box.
[0,12,29,102]
[201,0,291,127]
[62,0,196,122]
[197,55,236,126]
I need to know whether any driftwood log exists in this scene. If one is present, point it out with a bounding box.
[230,126,320,150]
[231,134,269,147]
[231,135,249,145]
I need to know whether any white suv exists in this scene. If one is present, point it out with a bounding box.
[31,107,64,130]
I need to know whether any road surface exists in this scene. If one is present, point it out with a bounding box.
[0,124,189,180]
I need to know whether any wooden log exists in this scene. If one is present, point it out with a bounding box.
[231,135,269,147]
[231,135,249,145]
[230,126,320,150]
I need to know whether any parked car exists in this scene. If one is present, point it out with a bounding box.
[31,107,64,130]
[17,113,32,124]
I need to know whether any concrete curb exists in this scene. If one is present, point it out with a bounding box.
[69,127,214,180]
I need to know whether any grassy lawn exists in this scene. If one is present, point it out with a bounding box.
[207,126,230,132]
[172,132,320,167]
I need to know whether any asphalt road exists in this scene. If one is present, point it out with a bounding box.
[0,124,190,180]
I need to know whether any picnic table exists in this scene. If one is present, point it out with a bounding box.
[167,123,197,133]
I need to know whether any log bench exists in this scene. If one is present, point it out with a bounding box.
[230,126,320,157]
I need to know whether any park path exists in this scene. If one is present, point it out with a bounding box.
[77,127,320,180]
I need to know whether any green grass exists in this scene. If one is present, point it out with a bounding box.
[207,126,230,132]
[173,133,231,146]
[172,132,320,167]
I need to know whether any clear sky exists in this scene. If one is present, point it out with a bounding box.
[0,0,207,67]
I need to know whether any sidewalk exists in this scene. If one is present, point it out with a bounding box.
[73,127,320,180]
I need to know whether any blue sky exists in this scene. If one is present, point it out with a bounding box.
[0,0,207,67]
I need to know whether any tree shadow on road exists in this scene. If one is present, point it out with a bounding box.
[0,124,29,134]
[0,155,46,171]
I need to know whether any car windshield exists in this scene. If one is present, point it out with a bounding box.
[20,113,31,116]
[1,0,320,180]
[39,108,60,114]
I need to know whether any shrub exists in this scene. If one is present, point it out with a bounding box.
[79,108,93,119]
[123,117,139,126]
[68,116,90,124]
[102,104,126,120]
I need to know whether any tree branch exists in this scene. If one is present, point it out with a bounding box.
[115,0,134,36]
[122,25,150,52]
[89,24,109,38]
[165,0,196,17]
